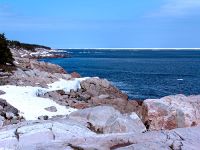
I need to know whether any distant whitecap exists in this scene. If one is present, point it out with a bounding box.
[177,79,183,81]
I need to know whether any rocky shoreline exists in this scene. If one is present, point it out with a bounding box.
[0,47,200,149]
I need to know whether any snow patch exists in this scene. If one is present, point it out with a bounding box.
[0,77,89,120]
[129,112,140,120]
[47,78,90,92]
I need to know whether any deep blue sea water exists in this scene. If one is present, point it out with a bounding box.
[40,49,200,100]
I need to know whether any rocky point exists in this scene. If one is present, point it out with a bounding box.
[0,46,200,149]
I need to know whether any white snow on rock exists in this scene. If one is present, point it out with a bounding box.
[47,77,90,92]
[0,77,89,120]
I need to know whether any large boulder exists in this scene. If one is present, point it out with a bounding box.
[141,94,200,131]
[69,106,121,133]
[104,112,146,134]
[78,78,140,113]
[69,106,146,134]
[80,78,128,100]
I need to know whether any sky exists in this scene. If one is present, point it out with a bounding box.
[0,0,200,48]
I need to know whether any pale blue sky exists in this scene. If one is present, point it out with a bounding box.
[0,0,200,48]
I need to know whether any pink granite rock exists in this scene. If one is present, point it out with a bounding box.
[71,72,81,78]
[142,94,200,130]
[30,60,67,74]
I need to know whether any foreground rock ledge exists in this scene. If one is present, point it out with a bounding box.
[0,106,200,150]
[0,117,200,150]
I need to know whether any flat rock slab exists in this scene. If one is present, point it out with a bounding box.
[0,118,200,150]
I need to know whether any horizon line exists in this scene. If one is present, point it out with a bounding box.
[55,48,200,50]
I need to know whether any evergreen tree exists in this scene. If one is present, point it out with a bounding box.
[0,33,14,65]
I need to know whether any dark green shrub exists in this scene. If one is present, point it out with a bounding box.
[0,33,14,65]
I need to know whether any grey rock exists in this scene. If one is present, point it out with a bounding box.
[36,89,46,97]
[69,106,121,133]
[0,116,4,127]
[0,105,3,111]
[45,106,57,112]
[69,89,78,98]
[0,110,5,116]
[76,96,86,102]
[43,91,62,101]
[116,142,171,150]
[56,90,66,95]
[4,105,19,115]
[0,99,7,107]
[10,119,20,124]
[0,119,95,148]
[69,106,146,134]
[104,112,146,134]
[0,90,5,95]
[38,115,49,120]
[81,93,91,100]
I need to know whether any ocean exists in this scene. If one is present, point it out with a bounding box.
[40,49,200,100]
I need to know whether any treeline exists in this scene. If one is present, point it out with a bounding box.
[8,40,51,51]
[0,34,14,65]
[0,33,51,65]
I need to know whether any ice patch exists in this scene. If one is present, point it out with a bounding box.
[49,49,66,53]
[0,77,89,120]
[177,79,184,81]
[79,51,91,54]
